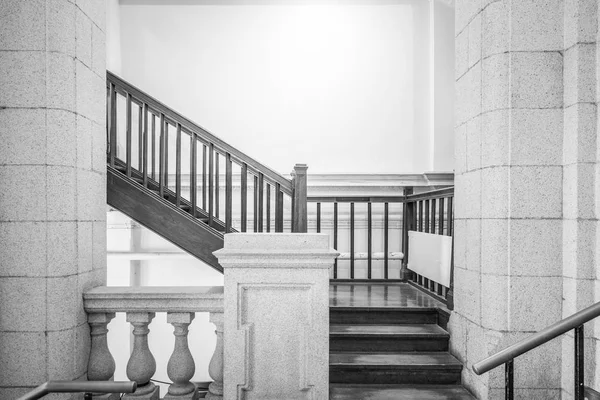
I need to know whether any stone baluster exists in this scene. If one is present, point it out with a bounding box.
[205,311,224,400]
[87,312,119,400]
[164,312,197,400]
[123,312,159,400]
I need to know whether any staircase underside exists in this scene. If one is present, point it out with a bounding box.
[329,283,475,400]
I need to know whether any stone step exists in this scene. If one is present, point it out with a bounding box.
[330,306,439,325]
[329,352,463,385]
[330,324,449,352]
[329,384,477,400]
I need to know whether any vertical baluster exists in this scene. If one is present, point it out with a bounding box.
[241,164,248,232]
[418,200,423,232]
[124,312,158,399]
[108,83,117,167]
[142,104,149,187]
[333,202,338,279]
[253,175,258,232]
[165,313,196,399]
[225,154,232,233]
[275,183,283,233]
[208,144,214,226]
[424,199,430,233]
[87,313,117,385]
[350,202,355,280]
[164,123,169,189]
[439,197,445,235]
[159,114,166,198]
[367,202,372,280]
[316,203,321,233]
[202,145,207,210]
[266,184,271,233]
[448,197,454,236]
[190,136,197,218]
[215,152,220,219]
[258,174,264,232]
[138,104,143,171]
[575,325,584,400]
[431,199,437,234]
[126,93,132,177]
[505,360,514,400]
[206,312,224,400]
[151,114,156,180]
[384,202,389,280]
[175,124,182,207]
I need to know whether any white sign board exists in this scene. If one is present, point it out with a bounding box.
[408,231,452,287]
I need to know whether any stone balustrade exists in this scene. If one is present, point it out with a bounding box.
[83,286,224,400]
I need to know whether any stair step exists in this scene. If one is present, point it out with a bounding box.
[329,352,462,385]
[330,324,449,352]
[330,307,438,325]
[330,384,476,400]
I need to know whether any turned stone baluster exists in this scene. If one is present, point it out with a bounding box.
[164,312,198,400]
[205,311,224,400]
[88,312,119,400]
[123,312,159,400]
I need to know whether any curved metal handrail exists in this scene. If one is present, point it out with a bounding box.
[473,301,600,375]
[17,381,136,400]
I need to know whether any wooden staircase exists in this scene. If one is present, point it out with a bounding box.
[329,284,475,399]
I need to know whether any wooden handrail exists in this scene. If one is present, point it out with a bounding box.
[107,71,292,192]
[307,196,405,203]
[405,187,454,202]
[17,381,136,400]
[473,301,600,375]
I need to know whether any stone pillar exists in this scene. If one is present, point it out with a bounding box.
[0,1,106,398]
[214,233,338,400]
[453,0,568,399]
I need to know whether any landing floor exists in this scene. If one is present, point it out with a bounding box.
[330,282,445,309]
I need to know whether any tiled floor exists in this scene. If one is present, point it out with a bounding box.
[329,282,444,308]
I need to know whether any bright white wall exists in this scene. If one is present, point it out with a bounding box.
[114,0,444,174]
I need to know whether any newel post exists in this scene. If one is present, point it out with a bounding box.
[291,164,308,233]
[214,233,338,400]
[400,186,414,281]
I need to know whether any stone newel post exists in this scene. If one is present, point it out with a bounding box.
[214,233,338,400]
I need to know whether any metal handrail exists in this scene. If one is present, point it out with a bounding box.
[17,381,136,400]
[473,301,600,375]
[405,187,454,202]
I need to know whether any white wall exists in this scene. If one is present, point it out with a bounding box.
[110,0,453,174]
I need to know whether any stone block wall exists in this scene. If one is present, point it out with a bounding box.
[0,1,106,398]
[452,0,599,399]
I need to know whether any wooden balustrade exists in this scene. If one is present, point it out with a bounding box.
[84,286,224,400]
[106,72,307,236]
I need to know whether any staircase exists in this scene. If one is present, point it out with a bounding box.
[105,72,473,399]
[329,283,475,399]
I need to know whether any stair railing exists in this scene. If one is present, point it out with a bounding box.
[106,71,307,234]
[473,301,600,400]
[403,187,454,306]
[17,381,136,400]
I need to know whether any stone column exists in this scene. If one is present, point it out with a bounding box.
[0,1,106,398]
[214,233,338,400]
[452,0,566,399]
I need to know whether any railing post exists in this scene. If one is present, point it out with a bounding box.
[446,236,455,310]
[505,360,514,400]
[291,164,308,233]
[575,325,584,400]
[165,312,197,400]
[123,312,159,400]
[206,311,224,400]
[88,312,119,400]
[400,187,414,281]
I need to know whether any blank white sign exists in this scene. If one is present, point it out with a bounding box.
[408,231,452,287]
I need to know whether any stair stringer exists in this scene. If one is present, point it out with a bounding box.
[107,166,224,272]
